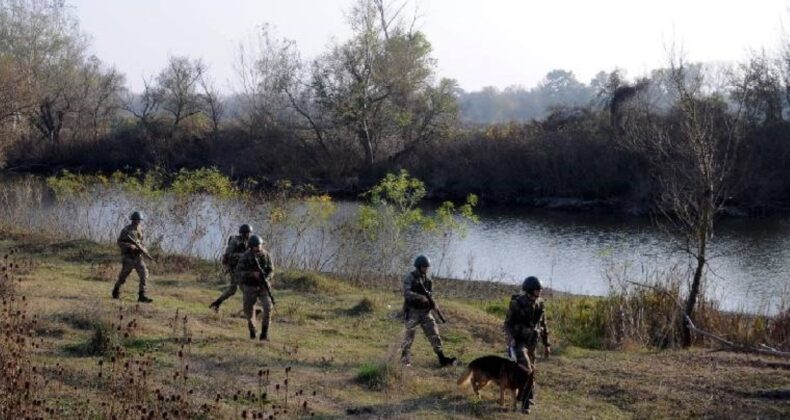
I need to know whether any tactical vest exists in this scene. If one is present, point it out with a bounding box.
[119,225,144,257]
[507,294,545,342]
[405,272,433,310]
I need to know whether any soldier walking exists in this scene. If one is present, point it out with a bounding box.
[234,235,275,340]
[504,276,551,414]
[209,224,253,311]
[112,211,153,303]
[400,255,457,367]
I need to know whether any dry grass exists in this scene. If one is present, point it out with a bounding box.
[1,232,789,418]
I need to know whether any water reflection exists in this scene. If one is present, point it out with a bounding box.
[22,189,790,313]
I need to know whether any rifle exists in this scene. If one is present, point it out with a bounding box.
[414,277,446,323]
[253,254,276,306]
[126,235,154,261]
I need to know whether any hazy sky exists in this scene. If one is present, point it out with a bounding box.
[70,0,790,93]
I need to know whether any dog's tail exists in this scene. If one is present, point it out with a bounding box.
[457,368,473,388]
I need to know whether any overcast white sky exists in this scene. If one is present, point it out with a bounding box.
[70,0,790,93]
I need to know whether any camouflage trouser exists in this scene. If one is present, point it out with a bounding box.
[400,309,443,361]
[114,255,148,295]
[513,342,537,409]
[212,271,239,307]
[241,285,273,337]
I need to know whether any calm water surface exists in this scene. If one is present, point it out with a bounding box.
[38,193,790,313]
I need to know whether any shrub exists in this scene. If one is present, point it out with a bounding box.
[347,298,376,316]
[551,296,609,349]
[276,270,336,293]
[355,361,399,391]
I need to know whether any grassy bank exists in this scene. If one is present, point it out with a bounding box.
[1,231,789,419]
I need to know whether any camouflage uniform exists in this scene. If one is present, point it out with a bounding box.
[400,270,444,364]
[504,293,550,411]
[210,235,249,308]
[113,223,148,296]
[235,249,274,339]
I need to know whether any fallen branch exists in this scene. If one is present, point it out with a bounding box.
[685,315,790,359]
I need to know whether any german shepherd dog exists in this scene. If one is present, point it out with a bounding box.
[457,355,532,411]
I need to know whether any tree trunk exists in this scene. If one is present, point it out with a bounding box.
[683,204,710,348]
[358,124,374,168]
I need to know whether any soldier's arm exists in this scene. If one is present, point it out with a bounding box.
[221,237,235,265]
[261,251,274,280]
[539,302,550,346]
[503,299,518,341]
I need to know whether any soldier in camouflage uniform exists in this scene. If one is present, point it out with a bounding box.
[504,276,551,414]
[235,235,275,340]
[112,211,153,303]
[209,224,253,312]
[400,255,457,367]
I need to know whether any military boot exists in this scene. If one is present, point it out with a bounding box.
[259,325,269,341]
[400,350,412,367]
[137,294,153,303]
[111,287,120,299]
[436,351,457,367]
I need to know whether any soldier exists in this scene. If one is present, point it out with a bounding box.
[112,211,153,303]
[234,235,275,340]
[504,276,551,414]
[209,224,253,312]
[400,255,457,367]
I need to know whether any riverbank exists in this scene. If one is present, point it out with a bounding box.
[1,230,789,418]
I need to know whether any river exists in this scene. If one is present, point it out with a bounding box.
[9,186,790,314]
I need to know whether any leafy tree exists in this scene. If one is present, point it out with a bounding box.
[300,0,458,169]
[0,0,123,144]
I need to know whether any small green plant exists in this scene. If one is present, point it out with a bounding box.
[170,167,238,198]
[276,270,336,293]
[355,361,398,391]
[84,321,122,356]
[347,297,376,316]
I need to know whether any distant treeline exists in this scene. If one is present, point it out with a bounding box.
[2,0,790,213]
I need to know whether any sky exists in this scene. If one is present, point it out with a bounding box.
[69,0,790,93]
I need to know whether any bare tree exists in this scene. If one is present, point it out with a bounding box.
[614,55,745,347]
[199,76,224,136]
[157,55,206,134]
[234,24,298,134]
[122,75,161,132]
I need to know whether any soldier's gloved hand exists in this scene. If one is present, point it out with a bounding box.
[544,345,551,359]
[128,245,138,251]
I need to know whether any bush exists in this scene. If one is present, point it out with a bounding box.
[276,270,337,293]
[84,321,122,356]
[347,298,376,316]
[355,361,399,391]
[551,296,609,349]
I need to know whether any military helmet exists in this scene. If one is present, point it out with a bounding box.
[522,276,542,292]
[248,235,263,248]
[130,211,144,221]
[414,255,431,268]
[239,224,253,234]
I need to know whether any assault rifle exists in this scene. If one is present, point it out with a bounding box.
[126,235,154,261]
[253,254,276,306]
[414,278,446,323]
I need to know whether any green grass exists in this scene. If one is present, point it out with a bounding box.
[1,231,789,418]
